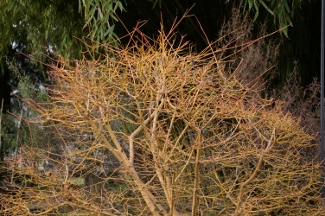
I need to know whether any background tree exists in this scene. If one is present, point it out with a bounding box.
[0,0,125,111]
[0,0,125,161]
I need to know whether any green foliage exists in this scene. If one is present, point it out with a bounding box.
[17,76,49,103]
[148,0,303,38]
[231,0,303,37]
[0,114,18,155]
[0,0,128,67]
[0,0,86,62]
[78,0,125,43]
[18,76,36,100]
[0,58,51,159]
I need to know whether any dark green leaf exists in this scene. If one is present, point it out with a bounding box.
[248,0,254,11]
[110,13,118,21]
[258,0,274,16]
[114,1,124,12]
[253,2,259,20]
[98,7,103,19]
[283,0,290,13]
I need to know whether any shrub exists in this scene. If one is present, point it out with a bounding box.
[1,16,324,216]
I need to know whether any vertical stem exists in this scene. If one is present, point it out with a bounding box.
[126,164,166,216]
[88,116,166,215]
[191,133,202,216]
[169,174,174,215]
[234,128,275,215]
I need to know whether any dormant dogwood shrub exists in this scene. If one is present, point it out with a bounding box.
[1,20,324,215]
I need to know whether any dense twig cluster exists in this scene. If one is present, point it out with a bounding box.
[1,17,324,215]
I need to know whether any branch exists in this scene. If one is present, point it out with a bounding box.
[235,128,276,215]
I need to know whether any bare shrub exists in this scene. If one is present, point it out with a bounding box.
[278,65,320,138]
[217,7,279,93]
[1,16,324,216]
